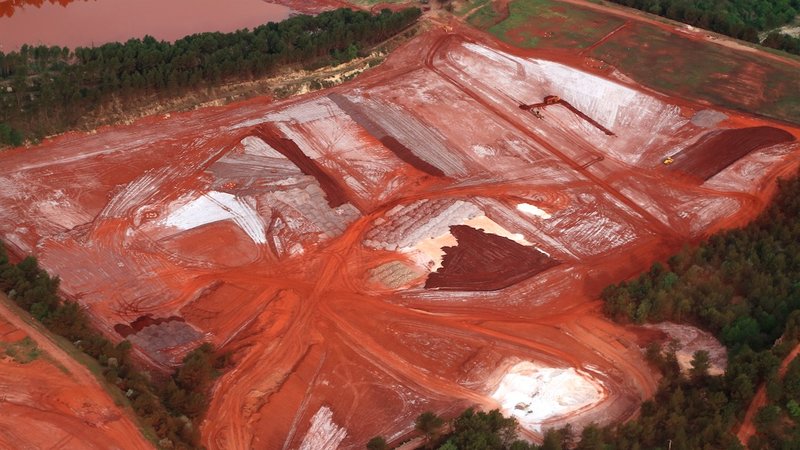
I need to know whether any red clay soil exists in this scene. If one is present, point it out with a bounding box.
[1,21,800,450]
[669,126,796,180]
[380,135,448,177]
[252,125,350,207]
[426,225,559,290]
[328,93,447,177]
[0,294,153,450]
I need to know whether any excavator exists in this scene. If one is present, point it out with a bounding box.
[663,156,675,165]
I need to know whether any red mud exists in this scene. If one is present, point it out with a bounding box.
[0,294,153,450]
[426,225,559,290]
[668,126,796,180]
[252,125,350,208]
[114,314,185,338]
[328,93,447,177]
[380,135,448,177]
[0,19,799,450]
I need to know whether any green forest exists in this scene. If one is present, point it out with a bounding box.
[0,244,228,449]
[608,0,800,54]
[372,173,800,449]
[0,7,421,147]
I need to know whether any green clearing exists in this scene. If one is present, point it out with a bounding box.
[591,22,800,124]
[2,336,41,364]
[467,3,503,29]
[481,0,800,124]
[484,0,625,49]
[455,0,490,17]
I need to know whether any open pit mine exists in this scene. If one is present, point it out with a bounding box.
[0,25,798,449]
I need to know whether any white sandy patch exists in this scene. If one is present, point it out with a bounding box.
[298,406,347,450]
[464,215,532,245]
[492,361,605,433]
[162,191,266,244]
[471,144,497,157]
[240,136,284,158]
[644,322,728,376]
[406,231,458,271]
[453,42,688,166]
[34,189,93,230]
[516,203,552,220]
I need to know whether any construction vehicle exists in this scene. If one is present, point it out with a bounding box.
[544,95,561,105]
[663,156,675,165]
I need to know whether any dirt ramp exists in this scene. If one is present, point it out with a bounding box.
[425,225,558,291]
[251,125,349,208]
[668,126,795,180]
[328,93,447,177]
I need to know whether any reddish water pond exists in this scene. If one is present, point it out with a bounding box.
[0,0,293,51]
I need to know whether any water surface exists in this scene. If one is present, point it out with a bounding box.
[0,0,293,51]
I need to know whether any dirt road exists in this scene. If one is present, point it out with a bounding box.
[737,342,800,445]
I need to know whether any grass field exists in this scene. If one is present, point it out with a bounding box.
[455,0,491,16]
[485,0,625,49]
[467,1,504,28]
[590,22,800,124]
[2,336,41,364]
[474,0,800,124]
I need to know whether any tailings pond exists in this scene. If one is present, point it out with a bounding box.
[0,0,292,51]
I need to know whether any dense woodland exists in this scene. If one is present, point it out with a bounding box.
[596,172,800,449]
[608,0,800,54]
[0,7,421,146]
[0,244,227,449]
[371,173,800,449]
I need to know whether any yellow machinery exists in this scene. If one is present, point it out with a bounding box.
[663,156,675,165]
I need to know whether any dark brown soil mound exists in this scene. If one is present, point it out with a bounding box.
[425,225,558,291]
[253,125,349,207]
[668,126,795,180]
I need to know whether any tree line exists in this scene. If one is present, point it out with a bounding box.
[0,242,227,449]
[0,7,422,147]
[371,172,800,449]
[596,171,800,449]
[368,408,570,450]
[607,0,800,55]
